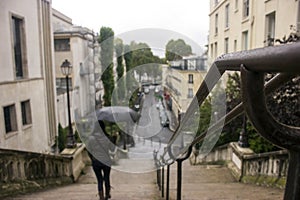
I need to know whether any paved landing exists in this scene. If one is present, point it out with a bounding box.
[165,161,284,200]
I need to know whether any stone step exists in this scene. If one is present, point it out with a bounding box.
[4,160,162,200]
[3,157,284,200]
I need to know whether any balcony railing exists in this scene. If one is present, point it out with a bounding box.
[155,41,300,200]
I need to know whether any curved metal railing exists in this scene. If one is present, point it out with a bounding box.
[154,41,300,200]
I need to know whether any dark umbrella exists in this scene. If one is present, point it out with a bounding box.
[96,106,140,123]
[95,106,140,150]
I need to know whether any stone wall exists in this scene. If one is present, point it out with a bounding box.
[0,144,86,198]
[190,142,289,188]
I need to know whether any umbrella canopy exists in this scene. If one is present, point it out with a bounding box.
[96,106,140,123]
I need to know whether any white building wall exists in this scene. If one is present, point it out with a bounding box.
[0,0,55,152]
[52,8,72,32]
[0,0,43,81]
[53,9,98,126]
[208,0,299,63]
[0,81,49,152]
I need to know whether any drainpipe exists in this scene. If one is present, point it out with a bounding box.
[250,0,255,49]
[297,0,300,34]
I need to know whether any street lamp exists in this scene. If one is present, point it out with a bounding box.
[60,59,76,148]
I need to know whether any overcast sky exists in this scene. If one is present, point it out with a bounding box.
[52,0,210,56]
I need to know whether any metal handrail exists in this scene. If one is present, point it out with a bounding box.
[155,42,300,200]
[161,41,300,163]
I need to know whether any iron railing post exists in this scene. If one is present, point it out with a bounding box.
[166,164,170,200]
[284,151,300,200]
[157,168,161,191]
[162,166,164,198]
[176,160,182,200]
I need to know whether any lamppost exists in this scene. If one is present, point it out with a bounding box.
[61,59,76,148]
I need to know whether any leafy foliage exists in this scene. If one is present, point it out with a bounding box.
[165,39,192,61]
[123,44,132,72]
[197,97,212,133]
[266,74,300,127]
[216,72,243,146]
[217,73,299,153]
[247,121,280,153]
[99,27,115,106]
[57,123,67,152]
[114,38,125,102]
[115,38,124,79]
[123,41,164,80]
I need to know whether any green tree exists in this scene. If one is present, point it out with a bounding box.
[114,38,125,102]
[266,74,300,127]
[57,123,67,152]
[123,44,137,100]
[219,72,280,153]
[99,27,115,106]
[122,41,165,108]
[124,44,132,72]
[219,72,243,145]
[115,38,124,79]
[126,41,164,80]
[165,39,192,61]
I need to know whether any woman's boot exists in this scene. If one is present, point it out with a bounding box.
[98,191,104,200]
[105,188,111,199]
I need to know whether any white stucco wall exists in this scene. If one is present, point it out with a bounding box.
[0,80,50,152]
[208,0,299,61]
[0,0,43,81]
[0,0,54,153]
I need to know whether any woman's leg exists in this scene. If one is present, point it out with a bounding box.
[92,163,104,193]
[103,166,111,198]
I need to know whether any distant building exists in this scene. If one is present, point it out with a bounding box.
[208,0,300,64]
[0,0,57,152]
[163,55,208,119]
[52,9,102,128]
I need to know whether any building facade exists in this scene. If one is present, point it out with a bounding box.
[208,0,300,63]
[164,56,207,118]
[52,9,102,128]
[0,0,57,152]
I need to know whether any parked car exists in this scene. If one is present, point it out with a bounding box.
[144,87,150,94]
[160,111,169,127]
[155,87,159,93]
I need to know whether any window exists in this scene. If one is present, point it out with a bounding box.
[3,105,17,133]
[235,0,239,11]
[214,42,218,58]
[54,38,70,51]
[242,31,249,50]
[225,4,230,28]
[188,88,193,98]
[265,12,276,46]
[210,44,214,59]
[12,16,27,79]
[21,100,32,126]
[188,74,193,84]
[243,0,249,18]
[215,13,219,35]
[224,38,229,54]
